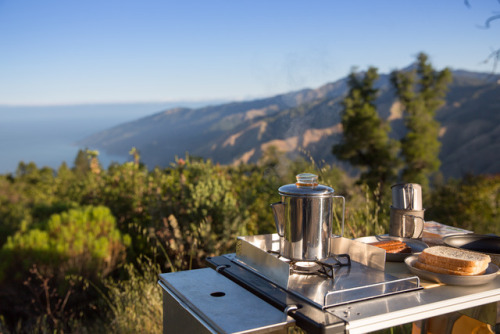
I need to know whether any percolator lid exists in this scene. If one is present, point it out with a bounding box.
[278,173,334,197]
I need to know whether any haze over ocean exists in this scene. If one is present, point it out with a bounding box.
[0,101,222,174]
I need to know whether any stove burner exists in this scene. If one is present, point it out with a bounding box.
[292,261,334,278]
[266,250,351,279]
[291,261,322,273]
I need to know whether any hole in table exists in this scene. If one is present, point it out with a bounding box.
[210,291,226,297]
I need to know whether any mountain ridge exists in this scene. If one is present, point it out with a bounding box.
[80,69,500,178]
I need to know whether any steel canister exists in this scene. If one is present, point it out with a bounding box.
[271,173,345,261]
[391,183,423,211]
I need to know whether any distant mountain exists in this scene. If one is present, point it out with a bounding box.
[0,99,228,174]
[80,70,500,179]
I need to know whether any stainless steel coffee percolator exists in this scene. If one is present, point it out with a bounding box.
[271,173,345,261]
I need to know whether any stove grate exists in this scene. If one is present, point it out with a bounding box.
[267,250,351,279]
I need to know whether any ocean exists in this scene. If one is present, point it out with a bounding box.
[0,101,221,174]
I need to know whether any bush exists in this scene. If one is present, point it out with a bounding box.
[154,157,253,270]
[0,205,131,332]
[1,205,130,282]
[427,174,500,235]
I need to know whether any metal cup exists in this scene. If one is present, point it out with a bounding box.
[391,183,422,211]
[389,206,425,239]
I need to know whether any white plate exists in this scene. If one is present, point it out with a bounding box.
[404,255,499,286]
[355,235,428,262]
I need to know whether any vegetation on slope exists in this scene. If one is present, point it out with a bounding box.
[0,148,497,333]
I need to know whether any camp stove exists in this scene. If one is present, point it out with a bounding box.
[208,234,421,310]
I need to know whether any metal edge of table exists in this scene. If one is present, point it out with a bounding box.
[158,279,218,334]
[330,264,500,333]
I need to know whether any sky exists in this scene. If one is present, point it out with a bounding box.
[0,0,498,106]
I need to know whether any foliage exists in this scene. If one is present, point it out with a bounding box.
[427,174,500,235]
[147,156,253,270]
[332,67,400,204]
[1,205,130,282]
[99,256,162,334]
[0,141,497,332]
[342,183,390,238]
[0,162,57,247]
[0,205,130,332]
[391,52,453,191]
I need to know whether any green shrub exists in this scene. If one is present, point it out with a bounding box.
[0,205,130,281]
[154,157,252,270]
[427,174,500,235]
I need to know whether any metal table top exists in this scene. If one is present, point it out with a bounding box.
[328,261,500,333]
[204,254,500,334]
[159,268,295,333]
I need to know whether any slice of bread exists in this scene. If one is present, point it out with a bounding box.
[414,261,487,276]
[417,246,490,276]
[369,240,411,253]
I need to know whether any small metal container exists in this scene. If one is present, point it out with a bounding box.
[389,206,425,239]
[271,173,345,261]
[391,183,423,211]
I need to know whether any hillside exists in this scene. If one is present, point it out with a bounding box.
[80,70,500,179]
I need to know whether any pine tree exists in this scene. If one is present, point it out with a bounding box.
[332,67,400,202]
[73,149,90,175]
[391,53,452,190]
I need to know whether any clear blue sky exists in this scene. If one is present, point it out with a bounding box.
[0,0,498,105]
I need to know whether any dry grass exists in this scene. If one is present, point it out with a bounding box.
[99,256,162,334]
